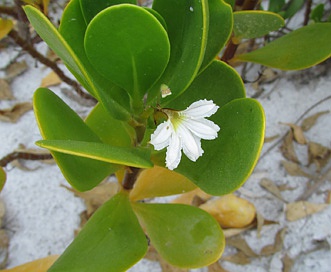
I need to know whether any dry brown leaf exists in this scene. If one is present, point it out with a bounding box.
[0,229,9,269]
[281,122,307,145]
[199,194,256,228]
[63,182,119,217]
[0,79,13,100]
[223,226,252,238]
[40,71,61,88]
[252,68,279,92]
[260,228,286,256]
[260,178,285,202]
[0,102,33,122]
[226,236,258,258]
[282,254,294,272]
[280,130,299,163]
[301,111,330,131]
[286,201,329,221]
[264,134,280,143]
[0,255,58,272]
[5,61,28,81]
[308,142,331,171]
[208,261,229,272]
[144,246,188,272]
[277,184,296,191]
[281,160,312,178]
[222,251,251,265]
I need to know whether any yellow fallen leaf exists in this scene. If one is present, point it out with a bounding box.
[0,255,58,272]
[40,71,61,88]
[0,168,5,193]
[200,194,256,228]
[0,18,13,40]
[286,201,329,221]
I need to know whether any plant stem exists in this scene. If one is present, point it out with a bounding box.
[0,152,52,167]
[303,0,312,26]
[122,167,141,190]
[7,29,95,101]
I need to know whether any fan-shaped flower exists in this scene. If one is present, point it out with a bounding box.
[150,99,220,170]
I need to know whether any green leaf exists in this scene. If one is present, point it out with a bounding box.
[84,4,170,108]
[133,203,224,268]
[34,88,117,191]
[268,0,285,13]
[148,0,209,104]
[282,0,305,19]
[23,5,94,96]
[236,23,331,70]
[233,11,284,42]
[200,0,233,71]
[85,103,135,147]
[59,0,131,120]
[79,0,137,24]
[36,140,153,169]
[49,192,148,272]
[310,4,324,23]
[0,167,6,192]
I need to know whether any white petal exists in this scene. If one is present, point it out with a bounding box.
[150,120,172,150]
[177,124,203,161]
[166,132,182,170]
[182,99,219,118]
[183,118,220,140]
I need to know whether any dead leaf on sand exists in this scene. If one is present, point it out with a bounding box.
[0,102,33,122]
[281,160,313,178]
[260,178,285,202]
[208,261,229,272]
[286,201,329,221]
[0,255,59,272]
[264,134,279,143]
[226,236,258,258]
[260,228,286,256]
[222,251,251,265]
[282,254,294,272]
[281,122,307,145]
[301,111,330,131]
[308,142,331,171]
[0,79,13,100]
[5,61,28,81]
[280,130,299,163]
[40,71,61,88]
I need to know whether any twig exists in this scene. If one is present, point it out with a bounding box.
[122,167,141,190]
[303,0,312,26]
[0,152,52,167]
[7,29,95,101]
[258,95,331,162]
[0,6,19,19]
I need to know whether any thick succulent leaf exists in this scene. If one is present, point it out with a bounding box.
[49,192,148,272]
[130,166,196,201]
[132,203,225,268]
[34,88,117,191]
[0,167,6,192]
[23,6,94,96]
[80,0,137,24]
[200,0,233,71]
[176,98,265,195]
[236,23,331,70]
[84,4,170,107]
[0,18,13,40]
[85,103,134,146]
[233,11,284,42]
[36,140,153,169]
[59,0,131,120]
[148,0,209,104]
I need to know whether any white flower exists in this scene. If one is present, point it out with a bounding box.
[150,99,220,170]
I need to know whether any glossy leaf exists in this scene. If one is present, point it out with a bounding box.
[0,18,13,40]
[130,166,196,201]
[233,11,284,42]
[133,203,225,268]
[236,23,331,70]
[59,0,132,120]
[0,167,6,192]
[36,140,153,169]
[0,255,58,272]
[34,88,117,191]
[148,0,208,104]
[49,192,148,272]
[268,0,285,13]
[200,0,233,71]
[85,4,170,106]
[80,0,137,24]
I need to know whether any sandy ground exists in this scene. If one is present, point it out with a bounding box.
[0,3,331,272]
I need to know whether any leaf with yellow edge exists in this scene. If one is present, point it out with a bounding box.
[0,255,58,272]
[130,166,196,201]
[0,167,6,192]
[0,18,13,40]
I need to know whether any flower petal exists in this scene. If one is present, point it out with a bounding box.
[166,132,182,170]
[183,118,220,140]
[182,99,219,118]
[150,120,172,150]
[178,124,203,161]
